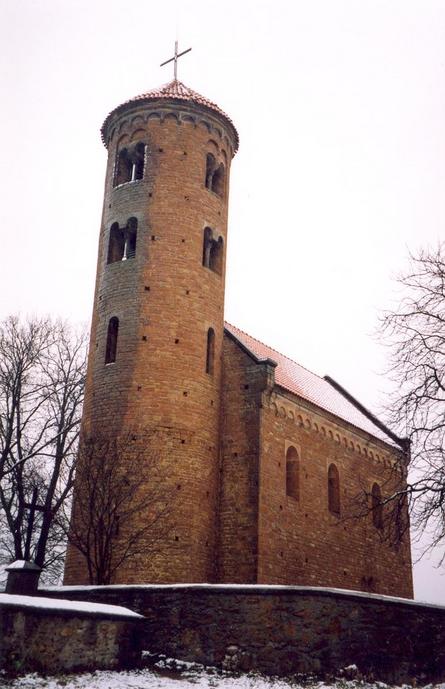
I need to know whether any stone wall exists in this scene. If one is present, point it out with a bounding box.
[0,594,142,675]
[41,584,445,683]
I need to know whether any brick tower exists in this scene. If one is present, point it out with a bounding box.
[64,80,239,584]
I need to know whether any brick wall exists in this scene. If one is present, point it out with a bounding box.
[65,99,237,585]
[220,335,413,598]
[40,584,445,683]
[258,390,413,596]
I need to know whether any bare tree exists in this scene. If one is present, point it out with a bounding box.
[0,316,86,581]
[66,434,174,585]
[377,244,445,560]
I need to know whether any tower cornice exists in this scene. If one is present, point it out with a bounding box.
[101,79,239,154]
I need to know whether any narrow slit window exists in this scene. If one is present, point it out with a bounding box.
[206,328,215,375]
[328,463,340,516]
[372,483,383,529]
[105,317,119,364]
[286,446,299,500]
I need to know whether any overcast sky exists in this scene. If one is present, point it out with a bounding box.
[1,0,444,603]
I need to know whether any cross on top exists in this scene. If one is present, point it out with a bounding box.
[160,41,192,80]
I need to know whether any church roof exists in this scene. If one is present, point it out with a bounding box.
[224,323,406,451]
[101,79,239,151]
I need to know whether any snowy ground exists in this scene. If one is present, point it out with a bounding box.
[3,657,445,689]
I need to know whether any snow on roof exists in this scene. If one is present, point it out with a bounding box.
[43,583,445,611]
[0,593,142,619]
[224,323,401,449]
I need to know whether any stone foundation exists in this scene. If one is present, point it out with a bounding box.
[0,594,142,675]
[40,584,445,683]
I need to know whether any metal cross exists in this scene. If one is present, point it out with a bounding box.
[160,41,192,80]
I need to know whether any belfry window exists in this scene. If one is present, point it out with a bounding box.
[107,218,138,264]
[114,143,146,186]
[204,153,225,197]
[105,317,119,364]
[132,142,145,181]
[328,463,340,516]
[206,328,215,375]
[371,483,383,529]
[286,446,300,500]
[115,148,132,186]
[211,163,225,196]
[202,228,223,275]
[205,153,216,189]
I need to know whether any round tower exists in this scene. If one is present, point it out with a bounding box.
[64,80,238,584]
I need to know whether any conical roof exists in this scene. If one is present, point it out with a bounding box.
[101,79,239,151]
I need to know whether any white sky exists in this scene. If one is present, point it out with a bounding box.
[0,0,444,603]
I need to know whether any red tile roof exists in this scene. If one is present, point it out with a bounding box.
[224,322,402,450]
[101,79,239,151]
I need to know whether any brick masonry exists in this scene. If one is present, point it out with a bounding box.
[64,83,413,599]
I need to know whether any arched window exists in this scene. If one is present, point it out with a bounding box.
[205,154,225,198]
[115,148,132,186]
[286,446,299,500]
[107,218,137,264]
[114,143,146,186]
[105,317,119,364]
[371,483,383,529]
[328,464,340,516]
[211,163,225,197]
[206,328,215,375]
[107,223,125,264]
[202,228,223,275]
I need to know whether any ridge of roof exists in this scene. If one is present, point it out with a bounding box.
[224,322,404,451]
[101,79,239,151]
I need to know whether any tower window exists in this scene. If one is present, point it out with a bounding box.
[211,163,225,196]
[202,228,223,275]
[114,143,146,187]
[205,153,216,189]
[107,218,138,264]
[206,328,215,375]
[371,482,383,529]
[107,223,125,264]
[132,142,145,181]
[328,463,340,516]
[286,446,300,500]
[105,317,119,364]
[115,148,132,186]
[204,154,225,198]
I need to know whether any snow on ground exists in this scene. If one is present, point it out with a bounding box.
[3,657,445,689]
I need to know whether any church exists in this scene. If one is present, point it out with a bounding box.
[64,71,413,599]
